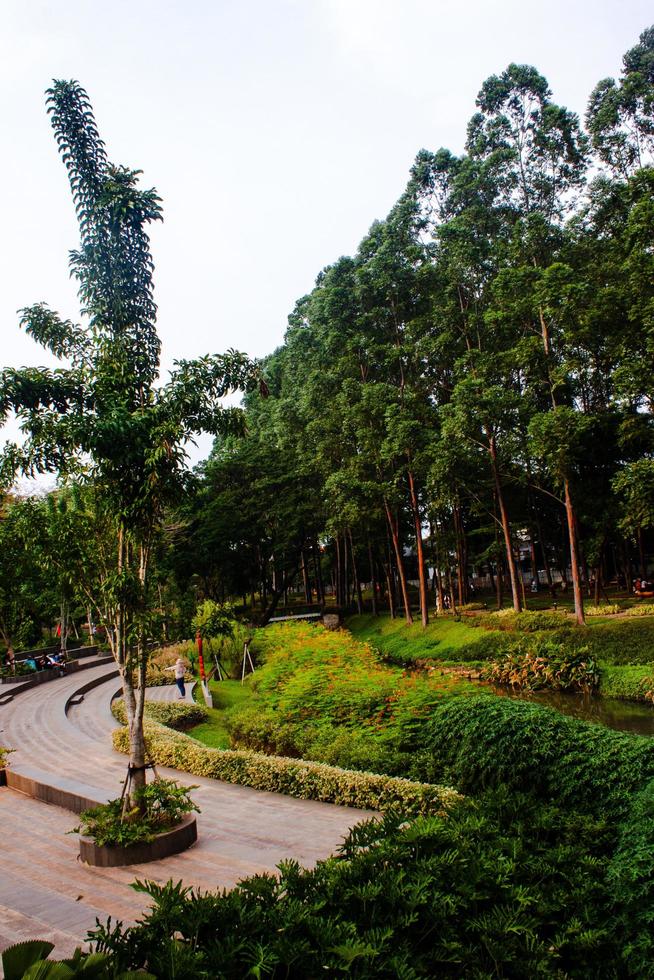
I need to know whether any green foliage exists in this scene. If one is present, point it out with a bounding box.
[482,609,572,632]
[552,619,654,665]
[188,679,253,749]
[0,940,146,979]
[0,745,14,768]
[112,697,208,731]
[191,598,236,640]
[112,719,459,814]
[347,613,488,665]
[228,622,483,774]
[414,696,654,821]
[90,797,620,978]
[74,779,199,847]
[142,700,208,729]
[625,602,654,617]
[585,603,621,616]
[599,664,654,701]
[609,778,654,976]
[483,642,600,693]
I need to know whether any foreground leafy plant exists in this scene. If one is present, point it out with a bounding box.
[89,797,619,978]
[0,940,150,979]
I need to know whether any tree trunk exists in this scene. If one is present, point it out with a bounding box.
[408,469,429,628]
[383,560,396,618]
[488,437,521,612]
[59,597,68,655]
[447,563,458,617]
[349,529,364,615]
[454,504,467,606]
[384,500,413,625]
[301,551,312,603]
[310,541,323,605]
[335,535,342,608]
[564,477,585,626]
[367,534,378,616]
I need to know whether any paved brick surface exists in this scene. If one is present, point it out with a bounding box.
[0,666,372,958]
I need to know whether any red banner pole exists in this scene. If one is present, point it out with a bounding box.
[196,630,206,683]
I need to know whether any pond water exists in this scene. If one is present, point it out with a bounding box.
[488,684,654,736]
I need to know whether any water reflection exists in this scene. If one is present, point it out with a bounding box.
[488,685,654,736]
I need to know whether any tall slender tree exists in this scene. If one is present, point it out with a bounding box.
[0,81,261,798]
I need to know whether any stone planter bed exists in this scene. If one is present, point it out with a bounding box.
[79,813,198,867]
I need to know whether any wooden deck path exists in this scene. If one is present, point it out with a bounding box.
[0,665,372,957]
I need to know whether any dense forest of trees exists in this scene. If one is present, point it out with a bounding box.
[2,27,654,640]
[175,26,654,629]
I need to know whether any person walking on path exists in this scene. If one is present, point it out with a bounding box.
[165,657,188,699]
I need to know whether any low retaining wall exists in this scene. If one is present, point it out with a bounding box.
[79,813,198,867]
[2,663,81,686]
[5,766,106,813]
[64,668,120,715]
[1,656,114,696]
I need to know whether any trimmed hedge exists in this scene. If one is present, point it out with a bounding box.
[552,620,654,666]
[483,609,571,632]
[112,719,460,815]
[609,778,654,975]
[599,664,654,701]
[413,696,654,821]
[113,698,209,730]
[585,603,621,616]
[452,619,654,671]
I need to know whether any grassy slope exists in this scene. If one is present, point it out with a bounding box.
[347,612,486,662]
[191,679,252,748]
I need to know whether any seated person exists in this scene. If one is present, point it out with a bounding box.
[46,652,67,674]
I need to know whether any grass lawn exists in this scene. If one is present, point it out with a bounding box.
[346,612,488,662]
[190,678,252,749]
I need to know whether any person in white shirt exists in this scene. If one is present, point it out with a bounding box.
[165,658,188,699]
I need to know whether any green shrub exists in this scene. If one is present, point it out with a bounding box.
[599,664,654,701]
[0,941,135,979]
[625,603,654,617]
[586,603,621,616]
[112,719,460,815]
[112,698,208,730]
[0,745,13,768]
[229,624,486,773]
[90,798,618,979]
[483,641,600,693]
[74,778,199,847]
[448,630,522,663]
[414,696,654,821]
[609,779,654,976]
[345,613,488,665]
[551,620,654,665]
[483,609,571,632]
[142,701,208,730]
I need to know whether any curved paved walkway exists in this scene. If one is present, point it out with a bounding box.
[0,666,372,956]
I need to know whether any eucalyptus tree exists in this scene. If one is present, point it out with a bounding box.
[0,82,261,796]
[465,64,590,623]
[587,26,654,178]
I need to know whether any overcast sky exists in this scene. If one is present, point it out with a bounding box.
[1,0,652,474]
